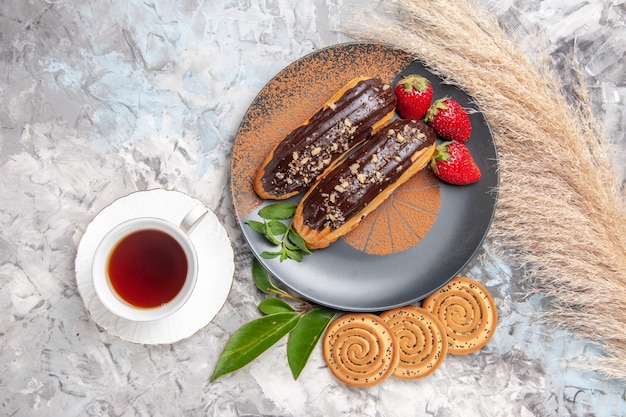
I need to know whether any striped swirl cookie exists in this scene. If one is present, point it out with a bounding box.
[323,313,399,387]
[422,276,497,355]
[380,306,448,379]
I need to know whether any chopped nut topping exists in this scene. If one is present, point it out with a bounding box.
[311,147,322,156]
[357,173,367,183]
[396,133,405,143]
[395,156,402,162]
[371,153,378,164]
[329,193,336,203]
[344,118,352,127]
[300,157,310,165]
[350,163,360,174]
[292,152,299,160]
[328,102,337,110]
[340,180,349,189]
[334,185,345,193]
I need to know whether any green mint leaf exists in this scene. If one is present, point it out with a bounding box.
[258,203,297,220]
[259,298,294,315]
[264,221,282,245]
[283,241,299,251]
[247,203,313,264]
[287,308,337,379]
[245,219,267,235]
[288,229,312,254]
[260,250,282,259]
[285,248,304,262]
[252,258,280,294]
[267,220,288,236]
[211,312,301,381]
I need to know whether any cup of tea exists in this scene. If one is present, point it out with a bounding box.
[91,205,208,321]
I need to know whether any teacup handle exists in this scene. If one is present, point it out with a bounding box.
[180,204,209,234]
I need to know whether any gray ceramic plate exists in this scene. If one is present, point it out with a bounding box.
[230,43,499,312]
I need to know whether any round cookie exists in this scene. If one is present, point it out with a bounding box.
[422,276,497,355]
[323,313,399,387]
[380,306,448,379]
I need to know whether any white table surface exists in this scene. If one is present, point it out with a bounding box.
[1,0,624,416]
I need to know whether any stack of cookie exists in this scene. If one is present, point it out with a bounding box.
[322,276,497,387]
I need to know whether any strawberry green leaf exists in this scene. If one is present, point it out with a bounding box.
[252,258,281,294]
[425,97,449,122]
[211,312,301,381]
[287,307,337,379]
[258,298,294,315]
[434,141,453,162]
[399,74,429,92]
[258,203,297,220]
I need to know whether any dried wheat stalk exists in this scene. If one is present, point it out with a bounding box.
[341,0,626,381]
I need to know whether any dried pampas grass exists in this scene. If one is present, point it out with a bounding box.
[341,0,626,381]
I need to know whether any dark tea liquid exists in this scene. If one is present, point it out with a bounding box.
[107,229,188,308]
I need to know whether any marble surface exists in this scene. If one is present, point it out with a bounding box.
[0,0,624,416]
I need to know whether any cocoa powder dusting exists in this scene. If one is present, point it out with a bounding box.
[231,43,441,256]
[343,170,440,255]
[363,208,395,255]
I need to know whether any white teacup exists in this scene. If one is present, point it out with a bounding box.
[92,205,208,322]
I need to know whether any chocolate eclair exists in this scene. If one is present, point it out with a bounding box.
[253,77,396,200]
[293,119,437,249]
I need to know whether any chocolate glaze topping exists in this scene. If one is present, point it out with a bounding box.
[301,119,436,231]
[260,78,396,197]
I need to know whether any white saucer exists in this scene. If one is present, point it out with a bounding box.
[75,189,234,344]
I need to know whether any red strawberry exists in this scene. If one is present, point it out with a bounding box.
[425,97,472,142]
[429,141,481,185]
[394,74,433,120]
